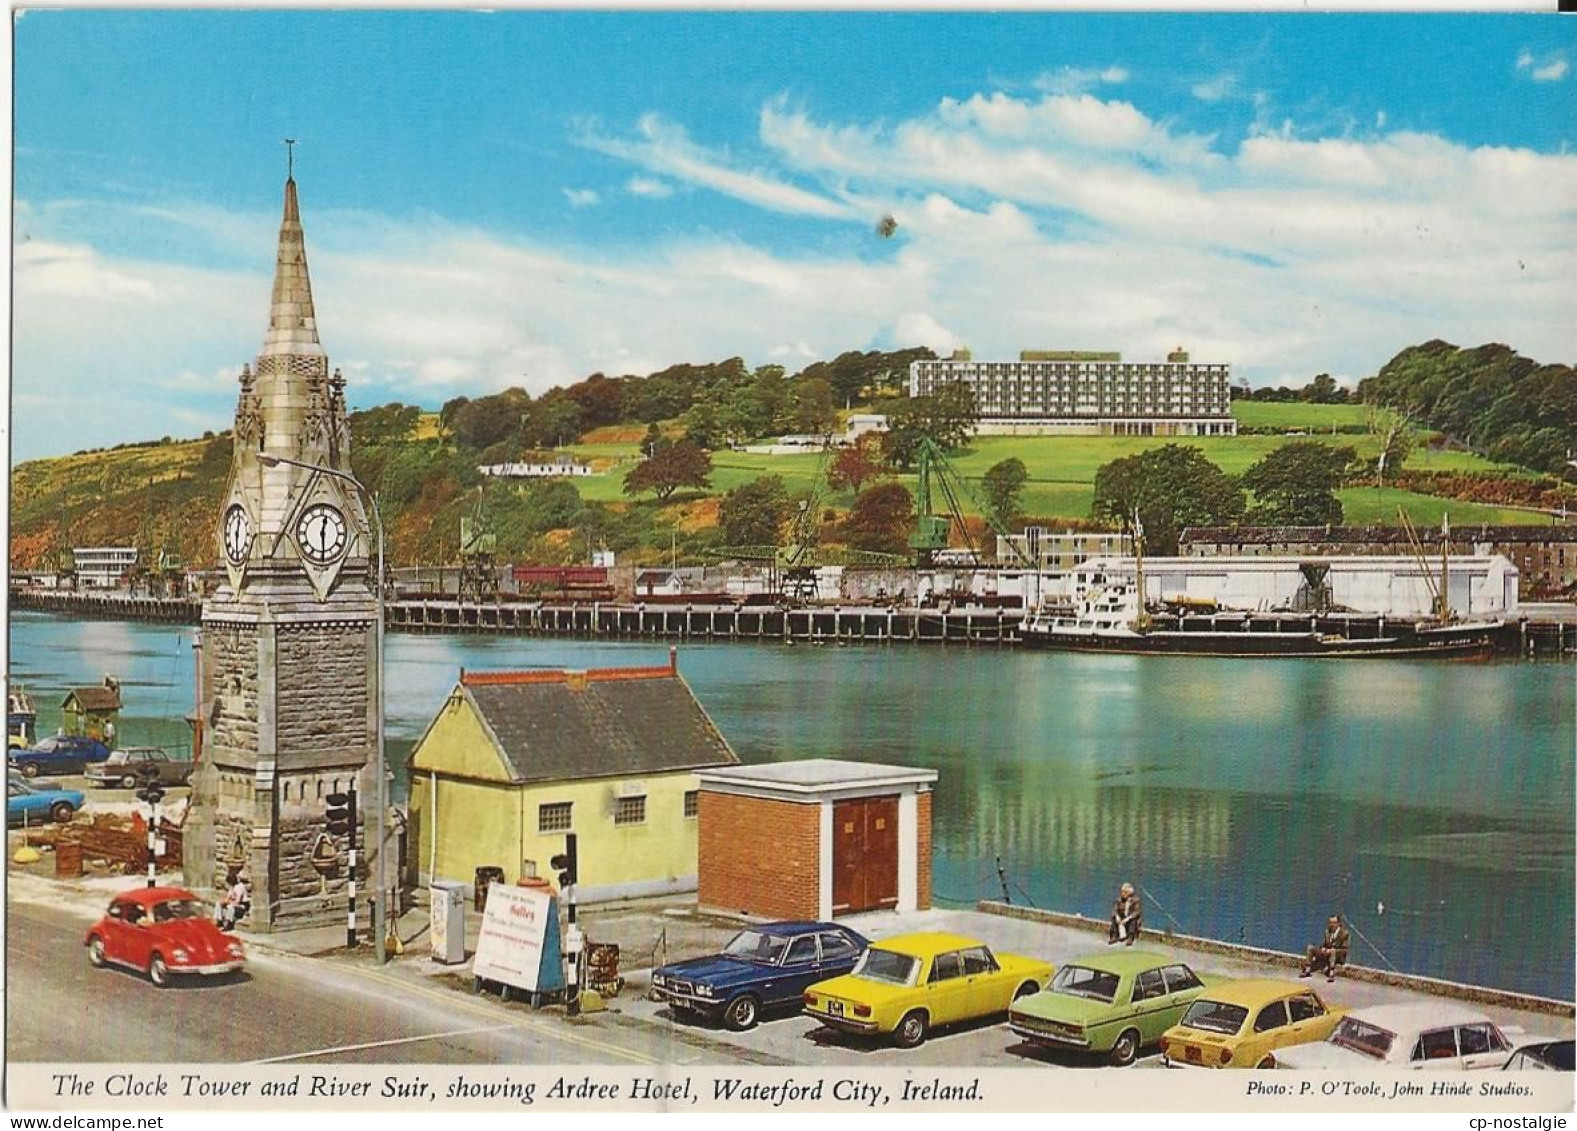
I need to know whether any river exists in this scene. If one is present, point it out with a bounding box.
[10,609,1573,999]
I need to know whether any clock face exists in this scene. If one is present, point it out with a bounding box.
[223,504,253,565]
[296,503,349,565]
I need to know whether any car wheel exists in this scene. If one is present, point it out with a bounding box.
[1257,1055,1277,1069]
[1109,1027,1142,1067]
[148,954,169,988]
[87,936,107,968]
[50,802,76,824]
[722,994,761,1032]
[1014,981,1039,1001]
[19,762,40,778]
[121,774,138,790]
[893,1010,928,1049]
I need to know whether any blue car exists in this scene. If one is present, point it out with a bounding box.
[8,771,85,826]
[10,734,112,778]
[651,921,868,1031]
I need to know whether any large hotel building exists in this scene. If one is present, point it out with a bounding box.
[908,348,1237,437]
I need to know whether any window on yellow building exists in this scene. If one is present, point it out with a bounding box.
[539,801,573,833]
[684,790,699,818]
[614,795,647,826]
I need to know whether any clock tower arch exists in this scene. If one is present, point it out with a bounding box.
[185,171,383,932]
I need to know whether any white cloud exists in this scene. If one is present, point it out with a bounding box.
[563,188,600,208]
[1516,49,1568,82]
[580,113,854,219]
[1032,65,1130,96]
[1191,74,1237,103]
[626,177,673,198]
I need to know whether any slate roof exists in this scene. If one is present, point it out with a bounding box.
[459,664,739,784]
[63,685,122,711]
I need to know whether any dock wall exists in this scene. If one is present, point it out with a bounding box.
[977,899,1576,1019]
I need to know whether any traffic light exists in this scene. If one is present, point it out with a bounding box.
[550,833,577,890]
[325,789,356,839]
[134,769,165,806]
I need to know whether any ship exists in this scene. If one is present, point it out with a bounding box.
[1017,511,1502,659]
[1017,578,1501,658]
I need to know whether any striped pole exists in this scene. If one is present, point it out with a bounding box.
[146,799,157,888]
[346,784,359,949]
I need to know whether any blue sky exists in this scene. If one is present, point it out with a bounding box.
[12,11,1577,462]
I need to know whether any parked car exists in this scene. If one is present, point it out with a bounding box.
[84,886,245,987]
[1275,1002,1520,1070]
[803,931,1052,1049]
[9,734,112,778]
[651,921,868,1031]
[7,772,85,826]
[1160,979,1348,1068]
[1008,950,1219,1066]
[87,747,195,789]
[1503,1040,1574,1071]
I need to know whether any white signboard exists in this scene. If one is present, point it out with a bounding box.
[471,883,562,994]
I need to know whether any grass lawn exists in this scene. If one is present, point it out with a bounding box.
[1230,401,1373,430]
[1338,488,1553,528]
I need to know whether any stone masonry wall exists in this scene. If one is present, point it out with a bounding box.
[205,623,258,760]
[698,791,820,920]
[276,621,371,764]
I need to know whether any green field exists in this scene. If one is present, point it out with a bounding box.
[1230,401,1373,429]
[565,412,1539,524]
[1337,488,1552,528]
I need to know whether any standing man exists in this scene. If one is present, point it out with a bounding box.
[1300,914,1350,981]
[1108,882,1143,945]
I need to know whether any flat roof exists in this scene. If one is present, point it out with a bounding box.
[698,758,937,794]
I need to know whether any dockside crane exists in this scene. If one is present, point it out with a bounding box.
[908,437,1035,571]
[458,487,499,604]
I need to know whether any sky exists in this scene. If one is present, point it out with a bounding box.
[10,10,1577,463]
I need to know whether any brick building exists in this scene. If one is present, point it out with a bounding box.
[1182,525,1577,600]
[696,760,936,921]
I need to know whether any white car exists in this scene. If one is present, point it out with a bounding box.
[1276,1002,1520,1071]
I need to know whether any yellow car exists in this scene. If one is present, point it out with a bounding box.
[1160,979,1348,1068]
[803,932,1052,1049]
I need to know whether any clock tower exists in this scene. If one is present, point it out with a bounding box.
[185,172,382,931]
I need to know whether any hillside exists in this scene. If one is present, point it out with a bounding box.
[12,342,1574,573]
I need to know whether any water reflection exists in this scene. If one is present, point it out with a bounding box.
[9,610,1572,997]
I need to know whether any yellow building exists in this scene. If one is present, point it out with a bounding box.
[407,652,739,902]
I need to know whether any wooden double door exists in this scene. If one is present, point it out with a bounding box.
[831,795,899,914]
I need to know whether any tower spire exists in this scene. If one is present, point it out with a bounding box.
[260,163,324,358]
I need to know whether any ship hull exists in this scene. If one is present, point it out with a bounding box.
[1018,626,1500,659]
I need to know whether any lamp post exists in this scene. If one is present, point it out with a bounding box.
[259,454,388,964]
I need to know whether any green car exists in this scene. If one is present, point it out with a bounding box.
[1007,950,1220,1066]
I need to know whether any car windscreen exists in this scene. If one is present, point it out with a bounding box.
[1330,1016,1395,1060]
[1180,999,1250,1035]
[152,899,207,923]
[852,948,919,986]
[722,929,790,965]
[1050,965,1120,1003]
[103,752,132,764]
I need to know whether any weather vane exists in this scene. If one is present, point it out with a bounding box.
[284,138,296,179]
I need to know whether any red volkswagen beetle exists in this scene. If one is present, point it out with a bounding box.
[84,886,245,987]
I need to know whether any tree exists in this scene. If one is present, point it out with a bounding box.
[981,458,1029,529]
[792,376,838,436]
[843,481,915,556]
[718,475,792,546]
[826,435,886,497]
[1242,442,1357,526]
[880,382,979,469]
[1091,445,1245,554]
[622,439,712,502]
